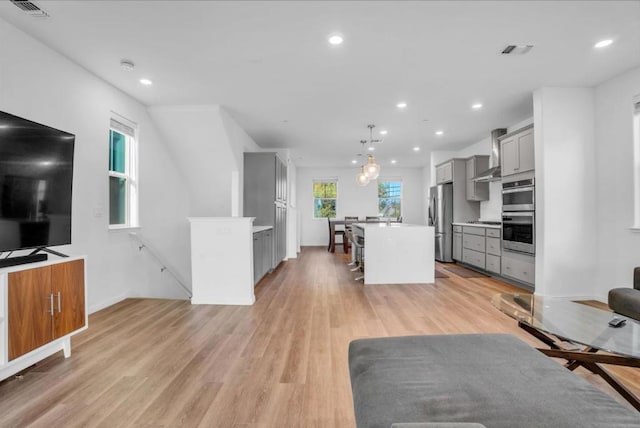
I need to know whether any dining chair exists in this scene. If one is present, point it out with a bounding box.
[365,216,379,223]
[328,217,347,253]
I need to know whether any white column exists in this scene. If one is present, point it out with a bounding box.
[533,87,597,298]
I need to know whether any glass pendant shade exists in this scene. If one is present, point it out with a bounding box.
[356,166,370,186]
[365,154,381,180]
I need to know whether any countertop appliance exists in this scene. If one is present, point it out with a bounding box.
[428,183,453,262]
[502,178,535,211]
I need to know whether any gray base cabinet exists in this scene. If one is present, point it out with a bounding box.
[502,251,535,285]
[453,226,462,261]
[455,225,502,274]
[253,229,273,285]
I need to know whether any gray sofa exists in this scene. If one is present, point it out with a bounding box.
[348,334,640,428]
[609,267,640,320]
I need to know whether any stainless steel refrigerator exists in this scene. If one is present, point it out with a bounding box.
[428,184,453,262]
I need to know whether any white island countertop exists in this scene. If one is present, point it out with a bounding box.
[352,223,435,285]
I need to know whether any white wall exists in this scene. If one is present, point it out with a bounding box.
[0,18,193,311]
[297,167,425,246]
[533,87,598,298]
[593,67,640,300]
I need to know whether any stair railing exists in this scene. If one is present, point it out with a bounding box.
[129,232,192,299]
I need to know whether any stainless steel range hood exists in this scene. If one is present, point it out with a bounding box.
[473,128,507,182]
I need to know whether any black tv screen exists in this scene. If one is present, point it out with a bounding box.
[0,111,75,252]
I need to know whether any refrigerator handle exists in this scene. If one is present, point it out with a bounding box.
[432,195,438,227]
[429,195,436,226]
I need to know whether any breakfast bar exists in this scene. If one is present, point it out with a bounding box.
[351,222,435,285]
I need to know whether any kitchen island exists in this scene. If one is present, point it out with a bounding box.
[351,222,435,285]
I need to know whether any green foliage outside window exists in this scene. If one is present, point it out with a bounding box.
[313,181,337,218]
[378,181,402,218]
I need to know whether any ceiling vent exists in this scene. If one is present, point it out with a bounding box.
[10,1,49,18]
[501,45,534,55]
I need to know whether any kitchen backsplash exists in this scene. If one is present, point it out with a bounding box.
[479,181,502,221]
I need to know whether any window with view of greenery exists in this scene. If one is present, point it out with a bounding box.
[313,180,337,218]
[109,118,138,228]
[378,180,402,218]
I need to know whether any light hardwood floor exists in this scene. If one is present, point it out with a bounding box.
[1,246,639,427]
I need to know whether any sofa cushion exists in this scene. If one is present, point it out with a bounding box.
[609,288,640,320]
[349,334,640,428]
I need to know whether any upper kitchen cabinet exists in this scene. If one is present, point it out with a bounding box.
[435,160,454,184]
[434,158,480,222]
[465,155,489,201]
[500,125,534,178]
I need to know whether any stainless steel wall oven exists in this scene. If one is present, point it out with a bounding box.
[502,211,535,255]
[502,178,534,211]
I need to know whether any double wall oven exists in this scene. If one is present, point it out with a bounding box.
[502,178,535,255]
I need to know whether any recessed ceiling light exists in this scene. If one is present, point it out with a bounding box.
[351,159,358,164]
[435,130,444,136]
[413,146,420,152]
[328,34,344,45]
[397,102,408,109]
[380,130,388,135]
[139,78,153,86]
[471,103,483,110]
[594,39,613,49]
[391,159,397,164]
[368,146,375,152]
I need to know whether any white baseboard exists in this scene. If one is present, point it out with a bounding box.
[88,291,132,314]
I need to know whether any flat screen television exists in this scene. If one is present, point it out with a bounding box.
[0,111,75,253]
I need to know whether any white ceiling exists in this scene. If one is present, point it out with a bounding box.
[1,1,639,168]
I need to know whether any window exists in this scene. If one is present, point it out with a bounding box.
[378,180,402,218]
[109,117,138,228]
[313,180,337,218]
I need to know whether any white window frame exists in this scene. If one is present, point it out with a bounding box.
[312,179,338,219]
[109,115,139,229]
[377,178,403,218]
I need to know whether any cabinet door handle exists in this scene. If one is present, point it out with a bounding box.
[57,292,62,313]
[48,293,54,315]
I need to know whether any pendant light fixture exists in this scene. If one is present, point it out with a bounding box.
[364,124,381,180]
[356,140,370,186]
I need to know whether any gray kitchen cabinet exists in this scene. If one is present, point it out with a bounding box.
[500,126,534,177]
[465,155,489,201]
[456,225,502,273]
[435,161,453,184]
[253,231,263,284]
[253,228,274,285]
[486,254,501,274]
[502,252,535,285]
[435,159,481,223]
[486,237,501,256]
[462,226,486,269]
[453,231,462,261]
[244,152,287,270]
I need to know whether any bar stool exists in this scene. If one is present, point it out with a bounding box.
[353,235,365,281]
[344,216,358,254]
